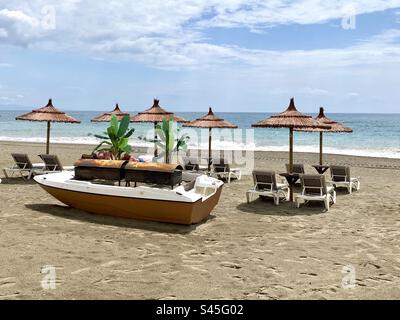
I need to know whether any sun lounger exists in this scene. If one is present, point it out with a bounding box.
[330,165,360,194]
[182,156,200,171]
[39,154,74,172]
[2,153,45,181]
[211,158,241,183]
[246,170,289,205]
[295,174,336,211]
[182,156,208,171]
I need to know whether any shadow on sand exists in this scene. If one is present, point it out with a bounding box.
[0,177,37,185]
[25,203,214,234]
[236,197,328,216]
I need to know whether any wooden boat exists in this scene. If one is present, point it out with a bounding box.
[34,160,223,225]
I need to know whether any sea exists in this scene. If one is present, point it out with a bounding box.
[0,110,399,159]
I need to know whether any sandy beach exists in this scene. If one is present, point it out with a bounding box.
[0,141,400,299]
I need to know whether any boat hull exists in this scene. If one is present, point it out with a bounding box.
[39,184,223,225]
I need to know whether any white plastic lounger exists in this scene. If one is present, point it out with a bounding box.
[39,154,74,172]
[330,165,360,194]
[211,159,241,183]
[1,153,45,182]
[246,170,289,205]
[295,174,336,211]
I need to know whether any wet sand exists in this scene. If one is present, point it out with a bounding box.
[0,141,400,299]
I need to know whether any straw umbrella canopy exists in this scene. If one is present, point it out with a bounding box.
[130,99,188,157]
[16,99,80,154]
[183,107,237,171]
[295,107,353,165]
[252,98,330,201]
[91,103,129,122]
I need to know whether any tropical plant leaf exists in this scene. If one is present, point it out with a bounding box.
[124,128,135,139]
[94,134,110,140]
[117,115,130,138]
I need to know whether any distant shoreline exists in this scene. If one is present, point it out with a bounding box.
[1,140,400,164]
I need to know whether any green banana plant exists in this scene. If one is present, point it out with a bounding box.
[138,116,190,164]
[93,114,134,160]
[155,117,190,164]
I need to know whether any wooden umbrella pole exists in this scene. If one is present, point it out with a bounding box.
[154,122,158,158]
[208,128,212,172]
[319,132,323,165]
[46,121,51,155]
[289,127,294,172]
[289,127,294,202]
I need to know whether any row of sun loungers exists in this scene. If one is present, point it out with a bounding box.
[1,153,73,182]
[1,154,359,212]
[183,156,242,183]
[246,165,360,211]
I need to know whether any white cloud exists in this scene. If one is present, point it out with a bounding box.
[0,63,13,67]
[0,0,400,68]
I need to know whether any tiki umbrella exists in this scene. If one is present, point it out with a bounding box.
[130,99,188,157]
[295,107,353,165]
[183,107,237,171]
[16,99,80,154]
[252,98,330,201]
[91,103,129,122]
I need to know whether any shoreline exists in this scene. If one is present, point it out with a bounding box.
[1,140,400,167]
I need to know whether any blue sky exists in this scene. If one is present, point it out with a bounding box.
[1,1,400,113]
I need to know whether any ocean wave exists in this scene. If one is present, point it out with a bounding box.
[0,136,399,159]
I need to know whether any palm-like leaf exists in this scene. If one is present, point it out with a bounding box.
[93,115,134,160]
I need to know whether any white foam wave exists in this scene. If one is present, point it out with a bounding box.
[0,136,399,159]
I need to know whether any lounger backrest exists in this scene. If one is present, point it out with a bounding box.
[252,170,277,191]
[300,174,327,195]
[286,163,305,174]
[182,156,199,171]
[330,166,350,182]
[213,158,230,173]
[11,153,33,169]
[39,154,63,171]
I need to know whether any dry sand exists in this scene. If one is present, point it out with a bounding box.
[0,141,400,299]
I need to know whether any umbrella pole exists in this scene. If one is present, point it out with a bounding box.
[154,122,158,158]
[46,121,51,155]
[319,132,323,165]
[289,127,294,201]
[208,128,212,172]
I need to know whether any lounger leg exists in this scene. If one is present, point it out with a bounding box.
[324,196,330,211]
[348,184,352,195]
[3,169,8,179]
[274,196,279,206]
[228,173,231,183]
[246,192,251,204]
[333,191,337,204]
[295,197,300,208]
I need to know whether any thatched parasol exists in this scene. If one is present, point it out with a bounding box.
[295,107,353,165]
[252,98,330,201]
[183,107,237,171]
[16,99,80,154]
[91,103,129,122]
[130,99,188,157]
